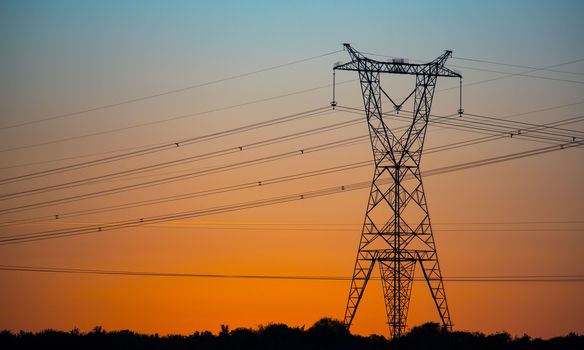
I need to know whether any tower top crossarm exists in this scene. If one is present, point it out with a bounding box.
[334,43,461,78]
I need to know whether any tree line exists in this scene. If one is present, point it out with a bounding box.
[1,318,582,349]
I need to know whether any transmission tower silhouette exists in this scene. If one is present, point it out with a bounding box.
[333,44,462,338]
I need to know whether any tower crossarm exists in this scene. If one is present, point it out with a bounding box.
[334,43,461,78]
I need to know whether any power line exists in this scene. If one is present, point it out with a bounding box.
[82,219,584,226]
[7,219,581,229]
[4,55,582,154]
[1,139,581,245]
[1,119,576,230]
[452,56,584,76]
[0,265,582,283]
[360,106,584,142]
[0,133,368,215]
[4,102,579,190]
[47,112,584,188]
[0,106,332,185]
[0,110,574,226]
[16,222,582,233]
[0,122,570,228]
[3,97,582,174]
[499,100,584,120]
[0,113,362,198]
[2,87,580,217]
[446,63,584,84]
[438,114,582,142]
[0,50,343,131]
[0,141,168,171]
[0,162,371,228]
[462,112,584,137]
[0,79,356,153]
[365,50,584,82]
[339,105,584,145]
[437,57,584,93]
[433,220,584,225]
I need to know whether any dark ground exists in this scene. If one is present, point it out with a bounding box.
[2,318,583,349]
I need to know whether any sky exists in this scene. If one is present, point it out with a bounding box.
[0,0,583,339]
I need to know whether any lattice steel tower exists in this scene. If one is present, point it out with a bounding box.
[333,44,462,338]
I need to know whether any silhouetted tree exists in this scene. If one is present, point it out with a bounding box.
[219,324,229,337]
[1,320,583,349]
[308,317,349,337]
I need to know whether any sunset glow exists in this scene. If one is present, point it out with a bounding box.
[1,0,583,339]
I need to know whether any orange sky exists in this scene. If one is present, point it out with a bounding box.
[1,0,583,339]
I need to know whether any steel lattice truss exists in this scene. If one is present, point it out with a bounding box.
[334,44,461,338]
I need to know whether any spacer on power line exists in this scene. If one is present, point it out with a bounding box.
[333,43,462,339]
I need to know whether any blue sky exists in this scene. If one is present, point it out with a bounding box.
[1,0,583,337]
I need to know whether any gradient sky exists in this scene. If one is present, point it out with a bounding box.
[1,0,583,338]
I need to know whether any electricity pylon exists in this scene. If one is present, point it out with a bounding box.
[333,44,462,338]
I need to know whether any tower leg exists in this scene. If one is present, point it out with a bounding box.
[418,251,452,330]
[344,251,375,327]
[379,259,416,338]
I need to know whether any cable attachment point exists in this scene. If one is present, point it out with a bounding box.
[458,77,464,117]
[331,70,337,110]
